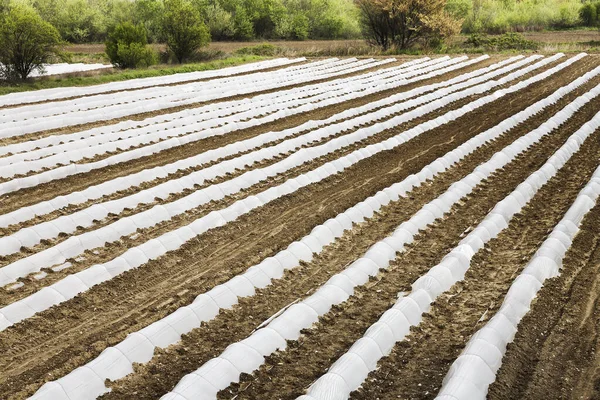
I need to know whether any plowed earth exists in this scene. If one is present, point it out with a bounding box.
[1,55,599,400]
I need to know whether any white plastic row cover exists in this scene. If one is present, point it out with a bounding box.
[0,56,516,259]
[0,58,303,107]
[2,57,439,169]
[0,57,458,194]
[1,58,395,139]
[0,54,547,283]
[29,55,533,400]
[436,112,600,400]
[1,53,565,332]
[162,55,590,400]
[27,63,112,77]
[29,94,483,400]
[26,54,583,400]
[0,57,430,159]
[0,59,438,177]
[0,58,473,229]
[302,72,600,400]
[0,58,345,123]
[0,55,579,335]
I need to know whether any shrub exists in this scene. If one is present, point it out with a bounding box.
[463,0,584,34]
[235,43,281,55]
[446,0,472,20]
[0,4,62,81]
[116,42,157,68]
[206,3,235,40]
[289,13,309,40]
[163,0,211,62]
[357,0,461,50]
[105,22,156,68]
[581,2,600,26]
[232,6,254,40]
[464,32,539,50]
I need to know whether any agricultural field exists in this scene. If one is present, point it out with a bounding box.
[0,54,599,400]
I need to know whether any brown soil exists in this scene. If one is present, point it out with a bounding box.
[0,58,498,216]
[1,55,599,400]
[488,199,600,400]
[0,59,406,147]
[214,84,600,400]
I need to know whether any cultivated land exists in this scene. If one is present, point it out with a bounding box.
[0,54,599,400]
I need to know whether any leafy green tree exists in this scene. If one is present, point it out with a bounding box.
[57,0,102,42]
[105,22,157,68]
[289,13,309,39]
[206,3,235,39]
[580,2,599,26]
[132,0,165,42]
[232,5,254,39]
[0,4,62,80]
[162,0,210,62]
[445,0,472,20]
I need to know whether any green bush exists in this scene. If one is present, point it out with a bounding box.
[163,0,210,62]
[116,42,157,68]
[463,0,584,34]
[446,0,472,20]
[464,32,539,50]
[205,3,235,40]
[289,13,309,39]
[0,4,62,80]
[232,6,254,40]
[105,22,157,68]
[581,2,600,26]
[235,43,281,55]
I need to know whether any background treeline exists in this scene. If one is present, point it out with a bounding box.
[448,0,600,33]
[1,0,599,45]
[7,0,362,43]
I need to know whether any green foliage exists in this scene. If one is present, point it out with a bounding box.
[162,0,210,62]
[205,3,235,40]
[132,0,164,42]
[20,0,362,43]
[115,42,157,68]
[234,43,281,55]
[463,0,584,33]
[232,5,254,40]
[464,32,539,50]
[0,3,62,80]
[289,13,308,39]
[105,22,157,68]
[279,0,360,39]
[581,2,600,26]
[445,0,472,20]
